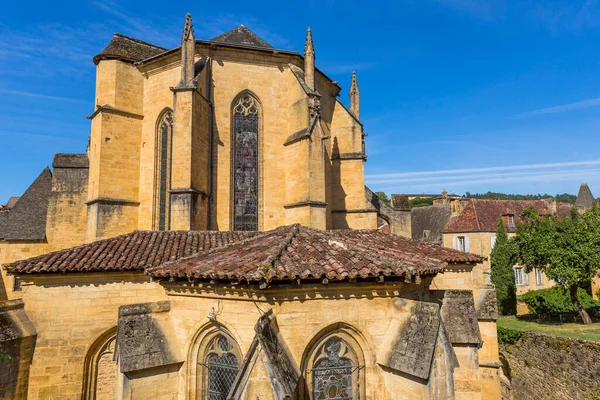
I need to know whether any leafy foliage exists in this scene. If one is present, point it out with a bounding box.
[497,326,524,344]
[0,350,12,363]
[374,191,390,206]
[409,197,434,208]
[519,287,600,317]
[491,217,518,315]
[515,206,600,324]
[464,191,576,205]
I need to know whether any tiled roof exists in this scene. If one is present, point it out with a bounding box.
[6,230,255,274]
[210,25,273,49]
[0,167,52,241]
[444,199,573,233]
[93,33,167,65]
[411,205,452,245]
[52,153,89,169]
[6,226,482,283]
[575,183,595,210]
[148,225,482,282]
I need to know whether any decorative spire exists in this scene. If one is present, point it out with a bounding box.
[182,13,194,43]
[349,71,360,119]
[304,28,315,91]
[180,13,196,84]
[304,27,314,55]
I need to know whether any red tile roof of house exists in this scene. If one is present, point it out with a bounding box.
[444,199,573,233]
[6,225,483,283]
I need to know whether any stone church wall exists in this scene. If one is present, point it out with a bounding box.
[500,332,600,400]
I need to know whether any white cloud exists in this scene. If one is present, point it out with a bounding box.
[512,97,600,118]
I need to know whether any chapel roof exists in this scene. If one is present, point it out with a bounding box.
[443,199,573,233]
[0,167,52,241]
[6,225,483,282]
[209,25,274,49]
[575,183,595,210]
[93,33,168,65]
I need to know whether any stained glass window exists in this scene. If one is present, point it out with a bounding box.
[312,338,355,400]
[156,111,173,231]
[205,335,239,400]
[232,95,259,231]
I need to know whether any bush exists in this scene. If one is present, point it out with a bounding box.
[519,286,600,317]
[497,327,524,344]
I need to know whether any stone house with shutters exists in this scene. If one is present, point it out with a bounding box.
[0,14,501,400]
[441,199,572,299]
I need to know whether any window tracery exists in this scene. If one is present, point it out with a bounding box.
[312,337,356,400]
[155,110,173,230]
[232,94,259,231]
[203,334,240,400]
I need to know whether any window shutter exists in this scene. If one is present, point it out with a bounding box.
[452,236,457,250]
[524,271,530,285]
[465,236,471,252]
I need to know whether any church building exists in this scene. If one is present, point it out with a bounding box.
[0,14,501,400]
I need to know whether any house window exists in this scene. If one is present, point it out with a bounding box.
[514,268,523,285]
[458,236,466,252]
[507,214,515,227]
[524,270,530,286]
[490,235,496,250]
[154,110,173,231]
[486,268,492,285]
[535,268,543,286]
[232,94,259,231]
[204,334,239,400]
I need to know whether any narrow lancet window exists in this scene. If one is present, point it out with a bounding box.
[204,334,239,400]
[232,95,259,231]
[155,111,173,230]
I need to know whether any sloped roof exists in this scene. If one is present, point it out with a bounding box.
[444,199,573,233]
[148,225,482,282]
[210,25,273,49]
[93,33,167,65]
[0,167,52,241]
[575,183,595,210]
[7,225,482,282]
[6,230,254,274]
[411,205,452,245]
[52,153,89,168]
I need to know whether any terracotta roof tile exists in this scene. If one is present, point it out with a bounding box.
[444,199,573,233]
[6,226,483,283]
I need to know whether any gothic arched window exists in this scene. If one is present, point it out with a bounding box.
[232,94,259,231]
[203,334,240,400]
[303,331,365,400]
[155,110,173,230]
[82,328,117,400]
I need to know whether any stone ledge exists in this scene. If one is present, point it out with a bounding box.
[85,197,140,206]
[283,200,327,209]
[86,104,144,120]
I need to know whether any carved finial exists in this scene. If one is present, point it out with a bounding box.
[182,13,194,43]
[180,13,196,85]
[349,71,360,120]
[350,71,359,93]
[305,27,314,55]
[304,28,315,91]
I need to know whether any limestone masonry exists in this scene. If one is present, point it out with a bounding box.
[0,14,501,400]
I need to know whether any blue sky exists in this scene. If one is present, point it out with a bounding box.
[2,0,600,202]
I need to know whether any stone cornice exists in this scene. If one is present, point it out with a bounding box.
[86,197,140,206]
[86,104,144,120]
[283,200,327,209]
[331,152,367,161]
[331,208,378,214]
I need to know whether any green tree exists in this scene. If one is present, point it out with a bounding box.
[374,192,390,206]
[490,217,518,315]
[515,206,600,324]
[409,197,434,208]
